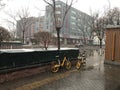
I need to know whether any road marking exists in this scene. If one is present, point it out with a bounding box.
[15,69,77,90]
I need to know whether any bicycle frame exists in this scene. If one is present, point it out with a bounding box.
[51,56,71,72]
[76,52,86,70]
[61,56,67,66]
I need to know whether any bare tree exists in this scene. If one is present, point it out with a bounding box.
[43,0,75,50]
[0,26,11,48]
[0,0,5,10]
[96,17,106,48]
[106,7,120,25]
[77,13,94,45]
[77,15,86,45]
[5,7,33,44]
[77,9,101,46]
[87,11,101,46]
[90,10,108,49]
[34,31,53,50]
[93,7,120,49]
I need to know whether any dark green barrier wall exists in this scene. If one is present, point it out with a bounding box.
[0,49,79,70]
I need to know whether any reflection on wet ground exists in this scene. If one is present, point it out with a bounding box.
[35,65,120,90]
[0,49,120,90]
[35,50,120,90]
[104,65,120,90]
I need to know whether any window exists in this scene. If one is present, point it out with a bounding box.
[71,10,76,14]
[71,16,76,20]
[46,25,48,29]
[55,11,61,14]
[78,18,81,21]
[72,27,76,30]
[34,22,39,32]
[56,4,61,8]
[71,22,76,25]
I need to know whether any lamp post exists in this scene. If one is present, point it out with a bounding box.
[56,27,61,50]
[56,17,61,50]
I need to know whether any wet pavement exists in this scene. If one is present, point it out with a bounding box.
[34,50,120,90]
[0,50,120,90]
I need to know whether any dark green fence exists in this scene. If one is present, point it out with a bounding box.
[0,48,79,70]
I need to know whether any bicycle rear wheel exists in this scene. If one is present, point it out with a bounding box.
[76,60,81,70]
[51,61,59,72]
[65,60,71,70]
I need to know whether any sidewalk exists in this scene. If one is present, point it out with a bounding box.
[36,50,120,90]
[86,50,104,69]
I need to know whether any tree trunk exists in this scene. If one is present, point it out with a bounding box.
[56,27,60,50]
[43,42,46,50]
[45,46,48,50]
[100,39,102,48]
[23,31,25,44]
[99,39,102,56]
[0,42,1,49]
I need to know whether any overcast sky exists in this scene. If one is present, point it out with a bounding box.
[0,0,120,28]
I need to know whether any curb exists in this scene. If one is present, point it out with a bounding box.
[104,60,120,66]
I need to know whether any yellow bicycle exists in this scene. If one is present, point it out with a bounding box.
[76,52,86,70]
[51,55,71,72]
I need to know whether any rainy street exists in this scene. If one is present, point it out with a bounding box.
[0,49,120,90]
[1,0,120,90]
[34,50,120,90]
[36,65,120,90]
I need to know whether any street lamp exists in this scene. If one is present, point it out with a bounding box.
[56,17,61,50]
[56,27,61,50]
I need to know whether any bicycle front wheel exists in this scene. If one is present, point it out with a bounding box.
[65,60,71,70]
[76,60,81,70]
[51,61,59,73]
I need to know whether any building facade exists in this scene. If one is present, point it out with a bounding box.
[16,16,44,44]
[44,1,92,45]
[16,1,92,45]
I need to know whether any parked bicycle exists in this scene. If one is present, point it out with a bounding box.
[51,55,71,72]
[76,51,86,70]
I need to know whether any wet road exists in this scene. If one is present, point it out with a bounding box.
[33,65,120,90]
[34,50,120,90]
[0,50,120,90]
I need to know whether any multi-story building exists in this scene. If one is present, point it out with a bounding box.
[16,16,44,44]
[16,1,92,45]
[44,1,92,45]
